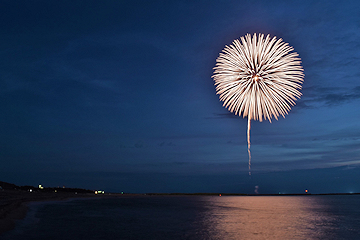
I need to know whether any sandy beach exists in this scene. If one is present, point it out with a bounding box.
[0,190,98,235]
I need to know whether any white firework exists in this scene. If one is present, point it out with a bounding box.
[212,33,304,175]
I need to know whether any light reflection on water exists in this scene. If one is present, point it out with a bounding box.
[2,195,360,240]
[200,196,335,239]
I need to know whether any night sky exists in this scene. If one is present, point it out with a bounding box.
[1,0,360,194]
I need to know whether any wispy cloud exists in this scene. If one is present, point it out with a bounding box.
[298,85,360,108]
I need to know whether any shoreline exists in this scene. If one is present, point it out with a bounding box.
[0,190,101,236]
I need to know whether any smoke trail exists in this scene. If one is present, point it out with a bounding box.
[254,185,259,194]
[247,117,251,175]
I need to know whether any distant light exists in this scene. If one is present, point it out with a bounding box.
[305,189,308,193]
[219,194,221,196]
[29,189,33,192]
[38,184,44,189]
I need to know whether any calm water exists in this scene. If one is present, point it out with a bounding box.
[2,195,360,240]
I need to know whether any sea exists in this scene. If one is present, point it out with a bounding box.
[1,195,360,240]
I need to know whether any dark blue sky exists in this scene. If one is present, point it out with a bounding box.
[1,0,360,193]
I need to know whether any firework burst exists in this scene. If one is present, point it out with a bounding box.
[212,33,304,175]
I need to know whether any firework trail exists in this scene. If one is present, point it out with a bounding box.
[212,33,304,175]
[247,117,251,175]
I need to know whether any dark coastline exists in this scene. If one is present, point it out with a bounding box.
[2,191,359,239]
[0,190,101,235]
[1,179,359,236]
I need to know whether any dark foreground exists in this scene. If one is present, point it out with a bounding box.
[1,189,360,236]
[2,194,360,240]
[0,190,101,235]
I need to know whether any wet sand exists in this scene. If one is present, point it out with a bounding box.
[0,190,97,235]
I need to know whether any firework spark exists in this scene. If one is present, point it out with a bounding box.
[212,33,304,175]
